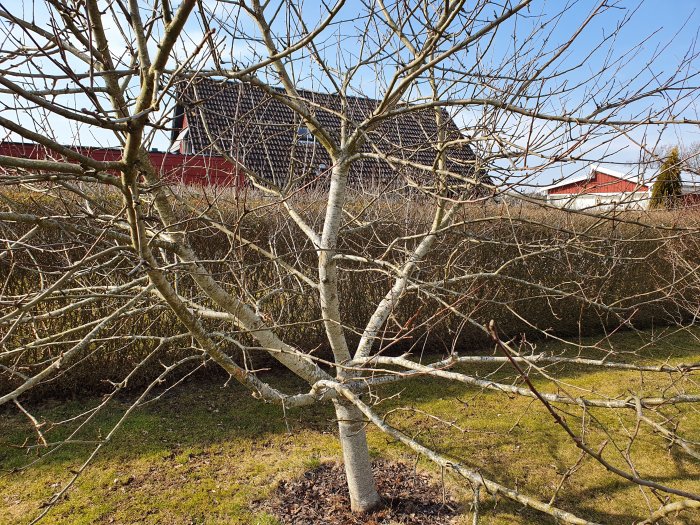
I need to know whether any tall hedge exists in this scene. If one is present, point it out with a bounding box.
[2,192,699,397]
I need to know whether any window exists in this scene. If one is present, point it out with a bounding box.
[297,126,316,145]
[170,127,191,154]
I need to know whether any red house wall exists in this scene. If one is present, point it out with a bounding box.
[0,142,243,187]
[549,170,648,195]
[682,193,700,207]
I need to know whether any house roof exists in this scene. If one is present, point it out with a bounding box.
[542,165,651,192]
[171,78,483,189]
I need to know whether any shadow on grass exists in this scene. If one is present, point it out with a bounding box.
[379,325,700,406]
[4,326,697,468]
[0,374,336,472]
[1,327,699,525]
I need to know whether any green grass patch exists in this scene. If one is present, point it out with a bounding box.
[1,328,699,524]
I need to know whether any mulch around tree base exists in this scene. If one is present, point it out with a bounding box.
[256,460,460,524]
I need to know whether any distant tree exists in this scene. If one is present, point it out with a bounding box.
[650,147,683,208]
[649,142,700,176]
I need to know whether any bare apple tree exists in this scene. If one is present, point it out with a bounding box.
[1,0,700,523]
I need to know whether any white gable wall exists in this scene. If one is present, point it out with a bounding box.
[546,191,650,211]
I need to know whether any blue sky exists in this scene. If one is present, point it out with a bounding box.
[553,0,700,180]
[1,1,698,185]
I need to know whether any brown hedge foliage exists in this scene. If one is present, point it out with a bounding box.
[2,189,698,397]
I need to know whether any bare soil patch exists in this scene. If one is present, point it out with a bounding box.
[256,460,459,524]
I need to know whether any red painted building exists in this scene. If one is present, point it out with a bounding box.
[0,141,243,187]
[544,166,651,210]
[681,183,700,207]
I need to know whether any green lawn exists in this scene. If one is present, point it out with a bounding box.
[1,328,700,524]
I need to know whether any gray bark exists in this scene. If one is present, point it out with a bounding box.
[320,160,381,513]
[334,400,382,513]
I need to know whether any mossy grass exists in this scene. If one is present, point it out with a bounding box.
[1,328,699,524]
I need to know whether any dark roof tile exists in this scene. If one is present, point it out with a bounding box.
[173,78,483,189]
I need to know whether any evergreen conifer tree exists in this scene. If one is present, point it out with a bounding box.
[650,147,683,208]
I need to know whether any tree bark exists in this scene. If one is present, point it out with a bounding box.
[334,400,382,513]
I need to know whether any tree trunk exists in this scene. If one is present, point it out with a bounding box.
[334,400,382,513]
